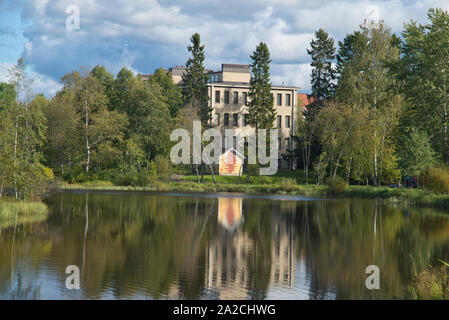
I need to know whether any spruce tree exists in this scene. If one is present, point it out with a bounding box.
[247,42,275,130]
[307,29,336,116]
[182,33,211,127]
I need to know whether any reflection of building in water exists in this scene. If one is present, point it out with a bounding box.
[270,214,295,287]
[205,199,296,299]
[218,197,243,231]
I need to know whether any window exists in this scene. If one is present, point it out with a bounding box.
[233,136,237,149]
[215,90,220,103]
[285,138,290,150]
[233,113,238,126]
[224,91,230,104]
[224,113,229,126]
[215,113,220,126]
[233,92,238,104]
[277,93,282,106]
[286,94,291,106]
[243,92,248,105]
[243,114,248,126]
[271,94,274,105]
[278,138,282,150]
[285,116,291,128]
[277,115,282,128]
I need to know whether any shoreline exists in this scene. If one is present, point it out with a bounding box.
[57,181,449,210]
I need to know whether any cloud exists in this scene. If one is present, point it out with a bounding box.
[0,61,62,97]
[5,0,448,96]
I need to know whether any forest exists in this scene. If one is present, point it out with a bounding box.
[1,8,449,200]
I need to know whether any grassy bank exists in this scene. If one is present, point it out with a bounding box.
[0,198,49,229]
[58,176,449,210]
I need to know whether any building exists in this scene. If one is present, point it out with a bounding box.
[140,63,301,170]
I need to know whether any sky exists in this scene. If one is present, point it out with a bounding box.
[1,0,449,97]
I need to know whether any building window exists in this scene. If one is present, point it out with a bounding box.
[215,113,220,126]
[233,113,238,126]
[285,138,290,150]
[224,91,230,104]
[278,138,282,150]
[277,115,282,128]
[277,93,282,106]
[215,90,220,103]
[233,136,237,149]
[224,113,229,126]
[286,94,291,106]
[243,92,248,105]
[285,116,291,128]
[243,114,248,126]
[233,92,238,104]
[271,93,274,105]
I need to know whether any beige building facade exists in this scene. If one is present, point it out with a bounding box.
[140,63,300,170]
[208,64,299,170]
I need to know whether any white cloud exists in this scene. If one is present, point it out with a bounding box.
[0,61,62,97]
[7,0,448,96]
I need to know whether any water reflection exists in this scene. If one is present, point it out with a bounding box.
[1,191,449,300]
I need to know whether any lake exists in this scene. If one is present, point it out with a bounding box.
[1,190,449,300]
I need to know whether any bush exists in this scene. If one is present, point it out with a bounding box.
[326,176,348,195]
[420,165,449,193]
[246,164,260,177]
[409,265,449,300]
[279,177,297,189]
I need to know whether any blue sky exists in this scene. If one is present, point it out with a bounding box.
[1,0,448,97]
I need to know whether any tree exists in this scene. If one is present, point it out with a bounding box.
[61,70,127,173]
[182,33,211,127]
[394,9,449,162]
[246,42,275,130]
[42,92,81,174]
[336,20,403,186]
[149,67,183,118]
[336,31,361,86]
[307,29,336,116]
[399,128,436,177]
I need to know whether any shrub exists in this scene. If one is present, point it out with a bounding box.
[326,176,348,195]
[409,264,449,300]
[420,164,449,193]
[279,177,297,189]
[246,164,260,177]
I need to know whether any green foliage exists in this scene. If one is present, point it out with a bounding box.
[399,128,436,176]
[0,198,48,229]
[308,28,336,110]
[395,9,449,161]
[148,155,173,183]
[182,33,211,127]
[420,164,449,193]
[326,176,348,195]
[149,67,183,118]
[247,42,275,130]
[246,164,260,177]
[409,264,449,300]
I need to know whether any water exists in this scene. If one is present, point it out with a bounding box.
[1,190,449,300]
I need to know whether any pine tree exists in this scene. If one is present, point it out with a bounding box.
[307,29,336,105]
[247,42,275,130]
[182,33,211,127]
[336,31,361,86]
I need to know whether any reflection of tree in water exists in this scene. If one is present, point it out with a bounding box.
[293,200,449,299]
[3,193,449,300]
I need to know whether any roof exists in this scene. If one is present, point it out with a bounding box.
[297,93,315,112]
[208,81,299,90]
[220,148,245,160]
[222,64,250,73]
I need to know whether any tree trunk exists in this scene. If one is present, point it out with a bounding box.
[0,170,4,198]
[13,113,19,199]
[85,94,90,173]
